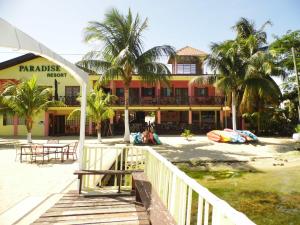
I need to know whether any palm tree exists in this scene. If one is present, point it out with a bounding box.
[68,85,117,143]
[241,51,282,133]
[77,8,175,142]
[0,77,53,143]
[206,40,245,130]
[193,18,277,131]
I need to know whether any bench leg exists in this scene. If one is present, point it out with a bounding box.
[78,175,82,194]
[118,174,121,193]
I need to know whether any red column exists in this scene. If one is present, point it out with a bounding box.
[88,119,93,135]
[156,82,161,97]
[188,110,192,124]
[13,115,18,136]
[157,110,161,124]
[220,110,224,129]
[44,112,49,136]
[110,81,115,95]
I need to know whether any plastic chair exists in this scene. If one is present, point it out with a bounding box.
[64,142,78,160]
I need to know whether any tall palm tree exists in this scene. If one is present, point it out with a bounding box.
[193,18,277,131]
[206,40,245,130]
[0,77,53,143]
[77,8,175,142]
[241,51,282,132]
[68,86,117,143]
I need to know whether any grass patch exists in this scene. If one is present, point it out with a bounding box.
[180,166,300,225]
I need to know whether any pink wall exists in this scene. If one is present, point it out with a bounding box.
[111,80,219,97]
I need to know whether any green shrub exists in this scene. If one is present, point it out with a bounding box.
[181,129,193,140]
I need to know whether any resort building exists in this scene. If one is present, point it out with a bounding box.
[0,46,230,137]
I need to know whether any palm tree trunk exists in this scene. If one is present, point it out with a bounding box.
[124,86,130,142]
[232,91,237,131]
[26,119,33,143]
[97,122,102,143]
[27,133,32,143]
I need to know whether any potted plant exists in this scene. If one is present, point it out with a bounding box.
[292,124,300,141]
[181,129,193,141]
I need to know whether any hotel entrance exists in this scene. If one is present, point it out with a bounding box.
[49,114,66,136]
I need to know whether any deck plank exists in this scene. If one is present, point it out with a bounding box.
[32,191,150,225]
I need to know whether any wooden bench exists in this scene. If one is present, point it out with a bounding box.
[132,172,177,225]
[74,170,142,194]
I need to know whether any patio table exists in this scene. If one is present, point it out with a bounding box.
[20,143,70,163]
[42,143,70,162]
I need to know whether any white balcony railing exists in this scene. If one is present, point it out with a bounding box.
[81,145,256,225]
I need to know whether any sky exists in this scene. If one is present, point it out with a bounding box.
[0,0,299,65]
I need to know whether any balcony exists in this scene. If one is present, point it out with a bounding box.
[52,96,80,106]
[114,96,224,106]
[51,95,224,107]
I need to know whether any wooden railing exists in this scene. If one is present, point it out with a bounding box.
[81,145,256,225]
[114,96,224,106]
[144,146,255,225]
[81,145,144,192]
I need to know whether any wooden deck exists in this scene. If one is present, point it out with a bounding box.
[32,191,150,225]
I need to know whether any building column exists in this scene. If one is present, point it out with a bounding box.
[188,110,192,124]
[110,81,115,95]
[157,110,161,124]
[13,115,18,136]
[214,110,218,129]
[199,111,202,127]
[188,83,193,104]
[241,118,245,130]
[156,82,161,98]
[44,112,49,136]
[88,119,93,135]
[220,110,224,129]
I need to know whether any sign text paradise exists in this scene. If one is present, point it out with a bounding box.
[19,65,67,78]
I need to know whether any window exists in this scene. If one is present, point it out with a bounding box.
[142,88,155,97]
[65,86,80,97]
[3,113,13,126]
[161,88,173,97]
[195,87,208,97]
[176,64,196,74]
[116,88,124,97]
[65,86,80,105]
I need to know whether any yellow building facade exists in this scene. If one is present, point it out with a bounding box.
[0,48,230,137]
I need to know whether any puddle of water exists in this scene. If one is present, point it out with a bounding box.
[181,166,300,225]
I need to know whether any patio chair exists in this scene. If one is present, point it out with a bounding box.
[47,139,59,160]
[63,142,78,160]
[31,144,46,163]
[18,144,37,163]
[14,143,25,162]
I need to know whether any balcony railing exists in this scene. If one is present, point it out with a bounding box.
[52,96,224,107]
[52,96,80,106]
[114,96,224,106]
[81,145,256,225]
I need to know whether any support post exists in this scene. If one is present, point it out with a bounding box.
[214,110,218,129]
[292,47,300,122]
[220,110,224,129]
[79,83,87,170]
[13,115,18,136]
[88,119,93,135]
[188,110,192,124]
[157,110,161,124]
[44,112,49,136]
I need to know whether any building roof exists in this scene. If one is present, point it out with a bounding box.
[176,46,207,56]
[0,53,40,70]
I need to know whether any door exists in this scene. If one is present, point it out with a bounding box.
[175,88,188,104]
[129,88,140,105]
[53,115,65,136]
[65,86,80,105]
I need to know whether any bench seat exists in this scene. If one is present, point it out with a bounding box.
[132,172,177,225]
